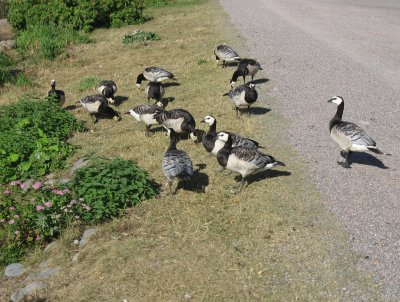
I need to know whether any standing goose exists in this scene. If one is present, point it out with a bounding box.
[214,44,240,67]
[162,127,194,194]
[125,101,167,137]
[153,108,197,142]
[97,80,117,104]
[48,80,66,106]
[216,132,285,193]
[136,67,176,88]
[328,96,391,168]
[228,83,258,116]
[145,82,165,103]
[201,115,261,156]
[230,59,262,87]
[79,95,121,123]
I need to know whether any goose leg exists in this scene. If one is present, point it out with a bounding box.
[235,107,240,117]
[247,105,251,116]
[145,125,151,137]
[242,76,246,84]
[167,179,174,195]
[238,177,247,193]
[338,151,352,168]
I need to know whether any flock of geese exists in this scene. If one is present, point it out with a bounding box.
[47,44,391,194]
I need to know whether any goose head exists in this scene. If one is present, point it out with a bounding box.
[249,83,255,89]
[201,115,216,125]
[217,132,230,142]
[327,96,344,106]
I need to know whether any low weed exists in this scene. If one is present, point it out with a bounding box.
[67,157,158,222]
[0,97,84,183]
[122,30,161,44]
[0,181,89,266]
[145,0,202,8]
[0,53,31,87]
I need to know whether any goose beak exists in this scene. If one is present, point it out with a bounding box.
[124,111,130,114]
[200,119,205,123]
[327,98,335,103]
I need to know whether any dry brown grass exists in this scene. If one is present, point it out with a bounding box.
[0,1,383,301]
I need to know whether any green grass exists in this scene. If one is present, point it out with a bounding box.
[77,76,100,92]
[0,53,32,87]
[16,24,92,61]
[145,0,203,8]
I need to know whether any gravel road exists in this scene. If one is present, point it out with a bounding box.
[219,0,400,299]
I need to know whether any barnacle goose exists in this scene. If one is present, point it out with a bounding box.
[230,59,262,87]
[328,96,391,168]
[145,82,165,103]
[136,67,176,88]
[125,101,166,137]
[153,108,197,142]
[48,80,66,106]
[162,127,194,194]
[214,44,240,67]
[201,115,261,156]
[228,83,258,116]
[97,80,117,104]
[216,132,285,193]
[79,95,121,123]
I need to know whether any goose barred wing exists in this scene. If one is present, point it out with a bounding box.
[232,146,275,168]
[216,45,240,59]
[337,121,376,146]
[133,104,164,115]
[80,94,107,105]
[163,150,194,178]
[228,85,245,99]
[145,67,174,79]
[228,132,258,149]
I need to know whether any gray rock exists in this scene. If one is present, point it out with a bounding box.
[79,227,99,248]
[11,281,47,302]
[0,40,14,52]
[71,158,89,173]
[43,241,58,253]
[5,263,25,277]
[39,259,50,269]
[25,267,60,281]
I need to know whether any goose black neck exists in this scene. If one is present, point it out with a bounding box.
[167,131,178,151]
[329,102,344,131]
[231,70,240,82]
[51,83,56,91]
[136,73,146,85]
[208,119,217,135]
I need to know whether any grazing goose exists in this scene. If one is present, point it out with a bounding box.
[125,101,166,137]
[153,108,197,142]
[162,127,194,194]
[79,95,121,123]
[136,67,176,88]
[48,80,66,106]
[145,82,165,103]
[230,59,262,87]
[201,115,261,156]
[97,80,117,104]
[216,132,285,193]
[228,83,258,116]
[328,96,391,168]
[214,44,240,67]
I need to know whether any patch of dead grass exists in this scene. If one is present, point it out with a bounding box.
[0,1,383,301]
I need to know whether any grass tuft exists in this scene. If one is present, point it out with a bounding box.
[77,76,101,92]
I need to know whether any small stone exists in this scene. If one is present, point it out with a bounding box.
[5,263,25,277]
[43,241,58,253]
[79,228,99,248]
[72,253,80,263]
[183,293,192,300]
[73,239,80,245]
[39,259,50,269]
[25,267,60,281]
[11,281,47,302]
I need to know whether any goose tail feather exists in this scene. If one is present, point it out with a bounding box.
[367,147,391,156]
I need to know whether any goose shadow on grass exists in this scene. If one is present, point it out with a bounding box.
[234,170,292,185]
[345,153,389,169]
[163,82,181,88]
[177,163,209,193]
[113,95,129,107]
[240,107,271,116]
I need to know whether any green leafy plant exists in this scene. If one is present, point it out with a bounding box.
[7,0,147,33]
[145,0,201,8]
[0,97,84,183]
[67,157,158,222]
[0,180,89,266]
[77,76,100,92]
[0,53,31,87]
[122,30,161,44]
[16,24,91,61]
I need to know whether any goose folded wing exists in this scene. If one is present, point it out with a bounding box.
[337,122,376,146]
